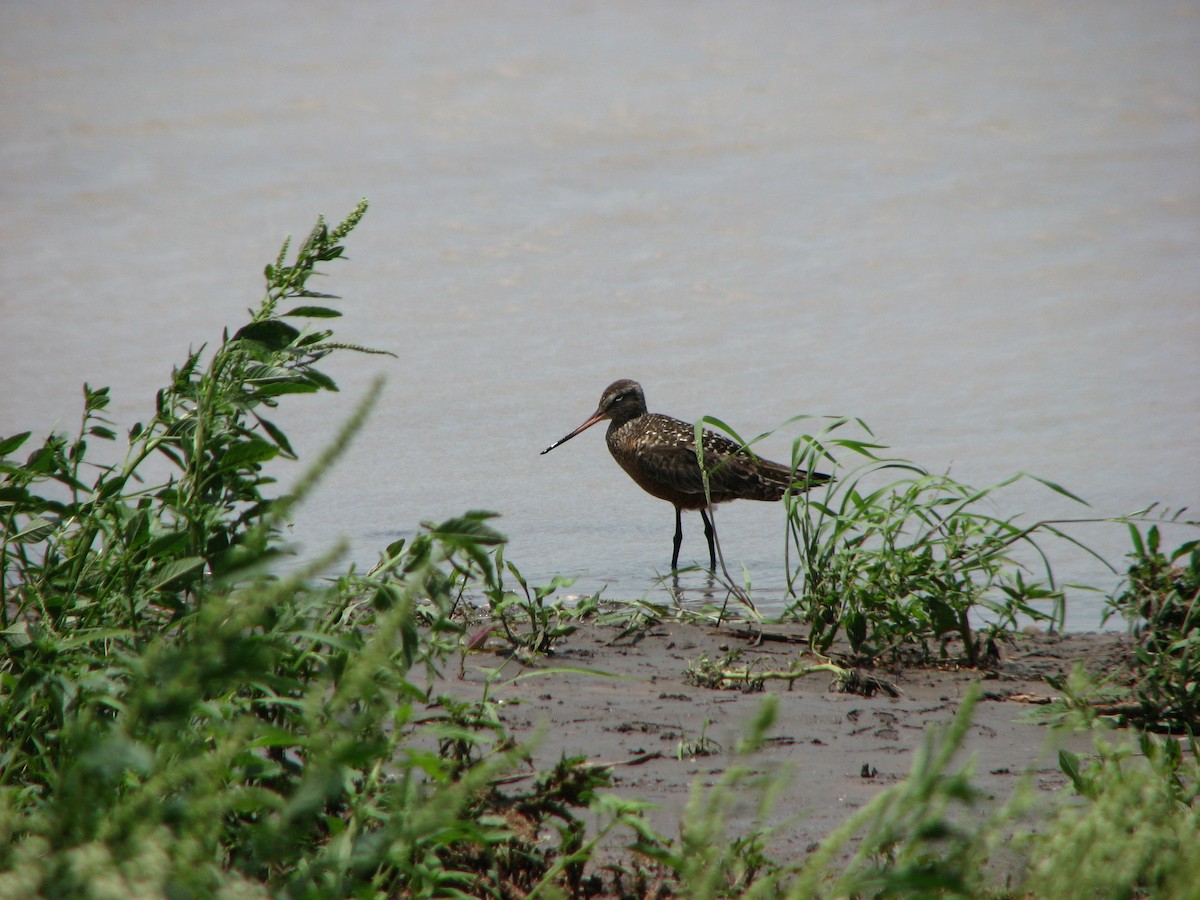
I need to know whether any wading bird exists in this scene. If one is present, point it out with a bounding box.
[541,379,831,570]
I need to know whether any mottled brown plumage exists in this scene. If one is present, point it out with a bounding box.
[541,379,831,570]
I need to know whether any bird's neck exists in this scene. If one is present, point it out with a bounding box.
[607,407,646,430]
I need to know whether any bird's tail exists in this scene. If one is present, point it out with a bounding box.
[761,460,833,496]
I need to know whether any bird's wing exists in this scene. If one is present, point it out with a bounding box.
[636,427,770,499]
[634,442,707,496]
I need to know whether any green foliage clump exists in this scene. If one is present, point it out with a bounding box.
[1036,731,1200,898]
[0,204,615,898]
[776,418,1083,665]
[1106,521,1200,730]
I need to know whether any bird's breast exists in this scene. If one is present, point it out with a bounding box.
[605,415,712,508]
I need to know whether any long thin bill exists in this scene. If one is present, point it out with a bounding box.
[540,411,605,454]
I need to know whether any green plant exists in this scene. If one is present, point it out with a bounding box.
[485,550,596,654]
[0,205,649,898]
[676,717,722,760]
[1030,728,1200,898]
[0,200,386,628]
[778,418,1091,665]
[1102,518,1200,730]
[786,682,1200,898]
[0,200,385,790]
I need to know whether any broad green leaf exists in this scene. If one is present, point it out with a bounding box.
[283,305,342,318]
[249,381,321,399]
[233,319,302,351]
[302,369,338,392]
[427,511,506,546]
[13,516,56,543]
[142,530,190,559]
[1170,539,1199,561]
[150,556,206,591]
[1127,522,1145,557]
[254,414,297,458]
[219,437,279,469]
[1058,749,1089,797]
[0,486,29,504]
[0,431,31,456]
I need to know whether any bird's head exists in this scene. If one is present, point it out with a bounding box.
[541,379,647,454]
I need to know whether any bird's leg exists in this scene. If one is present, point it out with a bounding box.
[700,508,716,571]
[671,506,684,570]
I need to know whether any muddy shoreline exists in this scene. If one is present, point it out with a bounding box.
[438,619,1133,863]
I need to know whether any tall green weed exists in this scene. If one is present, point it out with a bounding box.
[0,205,612,898]
[779,418,1095,664]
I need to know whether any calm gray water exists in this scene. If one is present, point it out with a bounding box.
[3,2,1198,630]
